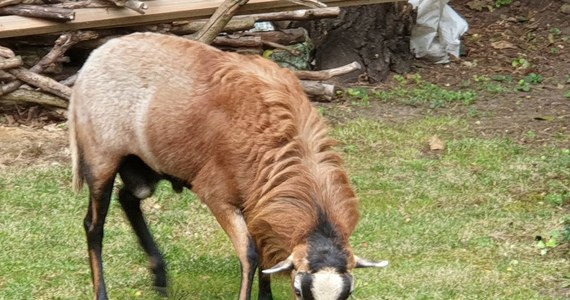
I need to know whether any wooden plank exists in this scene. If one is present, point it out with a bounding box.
[0,0,404,39]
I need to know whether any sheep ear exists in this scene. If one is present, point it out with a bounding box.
[262,255,294,274]
[354,256,389,268]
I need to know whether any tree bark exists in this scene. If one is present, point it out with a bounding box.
[297,2,415,83]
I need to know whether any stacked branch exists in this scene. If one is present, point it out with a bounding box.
[0,0,146,20]
[0,0,362,109]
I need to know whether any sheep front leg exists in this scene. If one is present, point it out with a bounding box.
[258,269,273,300]
[212,206,258,300]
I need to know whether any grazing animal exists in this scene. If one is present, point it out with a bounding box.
[69,32,388,300]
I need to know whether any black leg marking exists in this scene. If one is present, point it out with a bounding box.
[118,156,167,295]
[118,188,167,295]
[240,237,259,300]
[84,178,115,300]
[258,269,273,300]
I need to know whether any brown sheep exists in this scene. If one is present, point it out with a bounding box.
[69,32,387,300]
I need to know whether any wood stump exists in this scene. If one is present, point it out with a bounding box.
[297,2,415,83]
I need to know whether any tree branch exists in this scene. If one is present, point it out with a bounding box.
[0,88,68,108]
[8,67,72,99]
[192,0,249,44]
[294,62,362,81]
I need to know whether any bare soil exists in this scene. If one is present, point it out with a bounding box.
[421,0,570,147]
[324,0,570,147]
[0,0,569,169]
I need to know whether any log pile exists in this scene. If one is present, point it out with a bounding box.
[0,0,397,111]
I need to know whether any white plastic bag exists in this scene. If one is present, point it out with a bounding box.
[409,0,469,63]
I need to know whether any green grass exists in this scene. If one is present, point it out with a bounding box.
[1,115,569,299]
[344,74,478,108]
[344,72,566,109]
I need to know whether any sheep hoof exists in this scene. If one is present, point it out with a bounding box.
[154,286,168,297]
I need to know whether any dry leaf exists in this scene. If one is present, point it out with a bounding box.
[466,0,490,11]
[429,135,445,151]
[491,41,516,50]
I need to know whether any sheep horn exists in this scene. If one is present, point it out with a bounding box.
[354,256,389,268]
[262,255,295,274]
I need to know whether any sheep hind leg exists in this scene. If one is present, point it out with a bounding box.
[83,161,118,300]
[118,156,167,296]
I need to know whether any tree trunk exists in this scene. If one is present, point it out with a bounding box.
[297,2,415,84]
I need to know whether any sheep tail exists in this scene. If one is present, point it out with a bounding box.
[68,107,84,194]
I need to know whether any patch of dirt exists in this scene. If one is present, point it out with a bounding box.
[0,124,68,169]
[0,103,68,169]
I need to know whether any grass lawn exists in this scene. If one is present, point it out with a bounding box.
[0,111,569,299]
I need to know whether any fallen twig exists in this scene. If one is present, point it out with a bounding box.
[295,61,362,81]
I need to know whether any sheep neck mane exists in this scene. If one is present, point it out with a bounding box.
[241,81,359,267]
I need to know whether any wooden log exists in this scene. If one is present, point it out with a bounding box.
[245,28,306,45]
[208,28,307,49]
[301,80,337,100]
[0,70,16,81]
[213,35,262,48]
[0,46,15,58]
[0,4,75,21]
[7,67,72,99]
[0,56,22,70]
[171,16,257,35]
[22,0,65,4]
[294,61,361,80]
[262,40,299,54]
[255,6,339,21]
[0,0,21,8]
[54,0,111,9]
[0,88,67,108]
